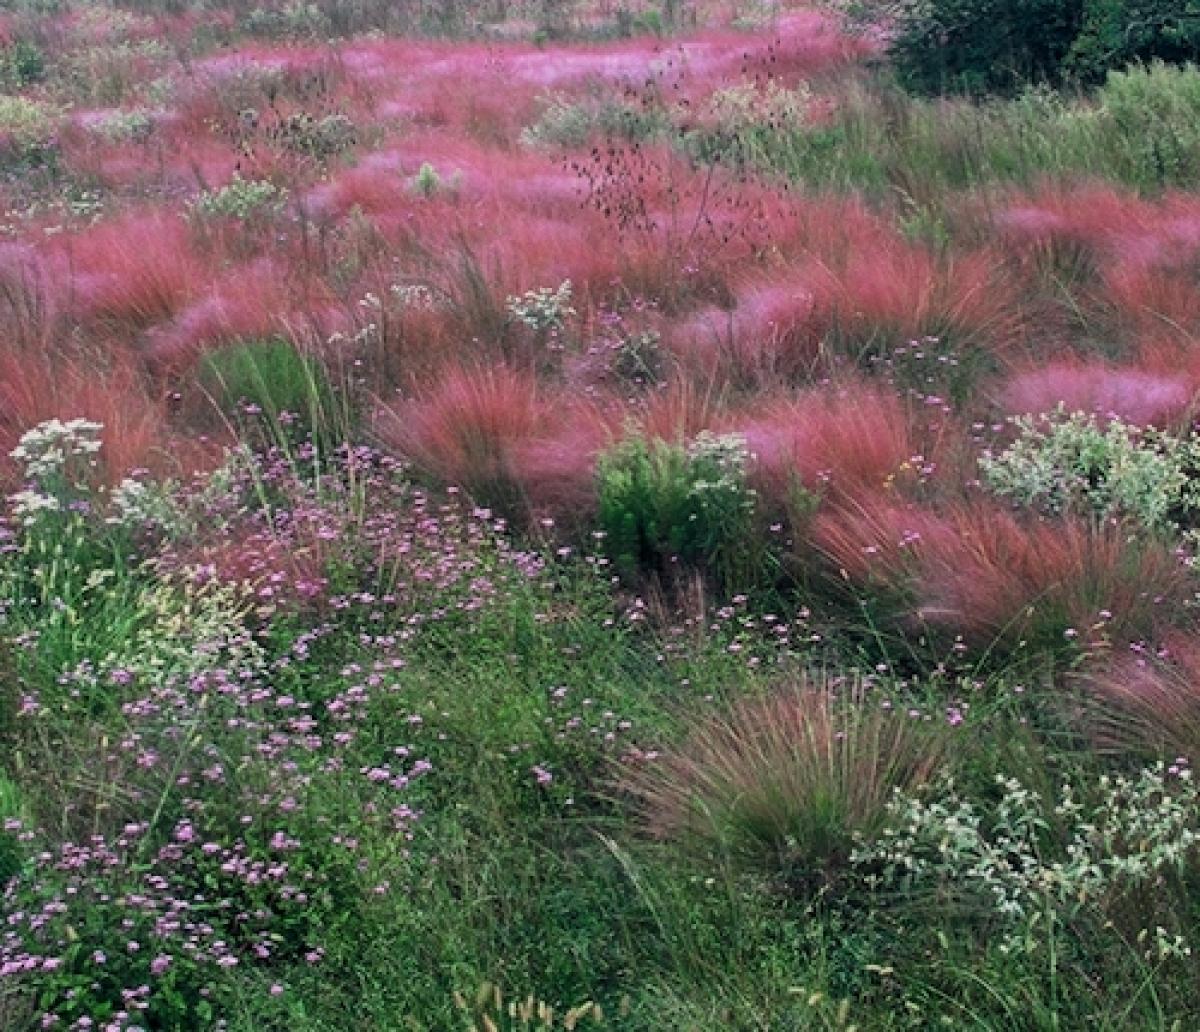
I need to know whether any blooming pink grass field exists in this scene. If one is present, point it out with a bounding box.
[4,1,1200,669]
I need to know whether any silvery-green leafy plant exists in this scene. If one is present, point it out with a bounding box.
[980,407,1200,534]
[853,762,1200,956]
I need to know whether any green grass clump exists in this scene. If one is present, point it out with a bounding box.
[621,675,946,881]
[196,338,342,443]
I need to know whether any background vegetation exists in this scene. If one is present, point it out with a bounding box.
[1,1,1199,1029]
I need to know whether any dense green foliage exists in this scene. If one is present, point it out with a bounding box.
[879,0,1200,95]
[883,0,1085,95]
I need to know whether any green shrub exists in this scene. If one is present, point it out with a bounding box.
[596,430,760,588]
[0,39,45,89]
[274,110,357,159]
[87,108,156,143]
[58,39,170,105]
[0,94,57,154]
[521,92,666,149]
[244,1,331,38]
[189,174,288,221]
[877,0,1200,96]
[1094,60,1200,186]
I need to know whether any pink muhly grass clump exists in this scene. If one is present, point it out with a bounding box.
[670,277,832,386]
[0,347,64,478]
[55,212,203,332]
[306,152,417,220]
[0,241,59,351]
[145,260,321,372]
[995,185,1155,259]
[0,352,193,486]
[634,381,732,443]
[1082,633,1200,761]
[998,362,1195,427]
[772,194,893,264]
[739,383,917,512]
[812,499,1187,652]
[829,247,1023,359]
[809,498,956,599]
[475,212,620,301]
[1104,265,1200,340]
[915,508,1188,650]
[509,400,615,531]
[738,10,881,78]
[374,365,546,515]
[421,66,540,144]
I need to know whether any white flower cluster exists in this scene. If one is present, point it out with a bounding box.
[390,282,444,310]
[8,418,103,525]
[106,476,186,534]
[506,280,576,335]
[686,431,757,514]
[10,417,102,481]
[7,489,61,524]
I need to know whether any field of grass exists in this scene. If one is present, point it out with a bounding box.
[1,1,1200,1029]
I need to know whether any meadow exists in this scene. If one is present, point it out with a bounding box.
[1,0,1199,1028]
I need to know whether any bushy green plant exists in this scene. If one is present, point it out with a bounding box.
[0,95,57,154]
[275,110,357,159]
[596,430,760,587]
[245,1,331,38]
[874,0,1200,96]
[854,762,1200,956]
[520,93,666,149]
[405,160,456,196]
[979,408,1200,534]
[58,38,170,105]
[88,108,156,143]
[0,39,45,89]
